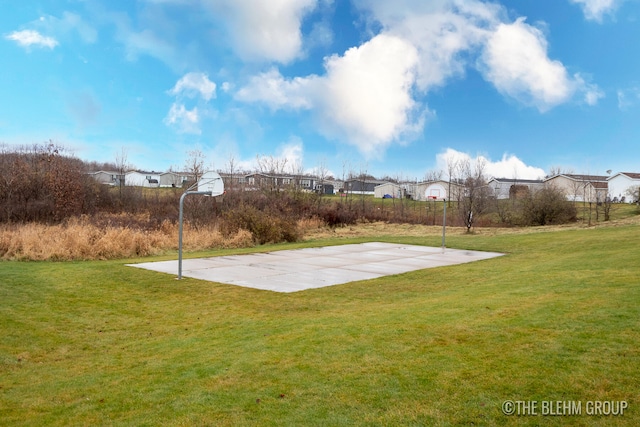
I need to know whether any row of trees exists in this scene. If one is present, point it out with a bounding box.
[1,143,628,238]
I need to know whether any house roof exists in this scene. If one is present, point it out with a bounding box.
[544,174,608,183]
[563,174,608,182]
[590,182,609,189]
[488,177,544,184]
[609,172,640,180]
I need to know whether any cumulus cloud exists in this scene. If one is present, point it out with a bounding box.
[236,34,426,157]
[235,68,316,110]
[164,103,200,134]
[236,0,601,156]
[356,0,498,91]
[436,148,545,180]
[479,18,601,112]
[569,0,621,22]
[168,72,217,101]
[165,72,217,133]
[5,30,58,49]
[315,34,425,155]
[203,0,317,63]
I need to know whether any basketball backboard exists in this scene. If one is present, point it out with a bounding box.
[425,183,447,200]
[197,171,224,196]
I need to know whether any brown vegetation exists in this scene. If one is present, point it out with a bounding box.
[1,142,636,261]
[0,214,253,261]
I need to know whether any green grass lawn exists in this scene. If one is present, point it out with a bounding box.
[1,223,639,426]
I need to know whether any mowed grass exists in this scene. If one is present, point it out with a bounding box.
[1,222,639,426]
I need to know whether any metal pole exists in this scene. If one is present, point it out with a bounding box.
[441,198,446,252]
[178,190,212,279]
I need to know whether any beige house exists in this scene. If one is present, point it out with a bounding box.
[374,183,403,198]
[543,174,608,202]
[407,180,463,201]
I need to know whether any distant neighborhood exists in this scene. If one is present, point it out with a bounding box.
[89,169,640,204]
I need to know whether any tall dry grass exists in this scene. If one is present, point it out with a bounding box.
[0,215,253,261]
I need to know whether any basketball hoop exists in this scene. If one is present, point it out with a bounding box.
[428,196,438,200]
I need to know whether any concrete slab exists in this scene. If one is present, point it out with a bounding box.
[127,242,504,293]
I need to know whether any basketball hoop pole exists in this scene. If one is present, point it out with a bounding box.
[177,177,221,280]
[442,198,447,252]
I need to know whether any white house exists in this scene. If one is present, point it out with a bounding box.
[607,172,640,203]
[125,171,161,188]
[488,178,545,199]
[407,180,462,201]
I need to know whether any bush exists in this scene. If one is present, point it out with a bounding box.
[220,204,302,244]
[519,187,577,226]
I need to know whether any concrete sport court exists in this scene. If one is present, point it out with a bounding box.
[129,242,504,293]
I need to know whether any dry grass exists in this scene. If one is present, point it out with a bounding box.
[2,212,638,261]
[302,213,640,240]
[0,215,253,261]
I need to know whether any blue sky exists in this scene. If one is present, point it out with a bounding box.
[2,0,639,180]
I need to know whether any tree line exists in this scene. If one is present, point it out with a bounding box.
[0,143,600,241]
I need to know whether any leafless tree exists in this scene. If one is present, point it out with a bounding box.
[225,153,237,192]
[115,147,131,199]
[457,157,489,232]
[445,153,458,207]
[184,149,206,183]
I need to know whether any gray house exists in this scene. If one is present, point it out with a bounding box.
[488,178,545,199]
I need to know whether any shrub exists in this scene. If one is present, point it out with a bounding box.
[219,204,302,244]
[520,187,578,226]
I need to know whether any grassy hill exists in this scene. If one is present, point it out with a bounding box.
[1,220,638,426]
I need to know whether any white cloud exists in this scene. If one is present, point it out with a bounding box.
[168,72,217,101]
[235,68,316,110]
[479,18,596,112]
[316,34,425,155]
[5,30,58,49]
[235,1,600,157]
[236,34,426,157]
[569,0,621,22]
[356,0,499,92]
[436,148,545,180]
[203,0,317,63]
[164,103,200,134]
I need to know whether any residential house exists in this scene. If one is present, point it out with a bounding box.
[89,170,123,186]
[544,174,608,202]
[159,171,192,188]
[487,177,545,200]
[407,180,463,201]
[344,178,387,195]
[374,182,403,198]
[607,172,640,203]
[125,171,161,188]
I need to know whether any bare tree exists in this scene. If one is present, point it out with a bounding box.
[115,147,130,199]
[184,149,206,183]
[225,153,237,192]
[457,158,489,232]
[256,154,288,191]
[424,169,443,183]
[445,153,458,207]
